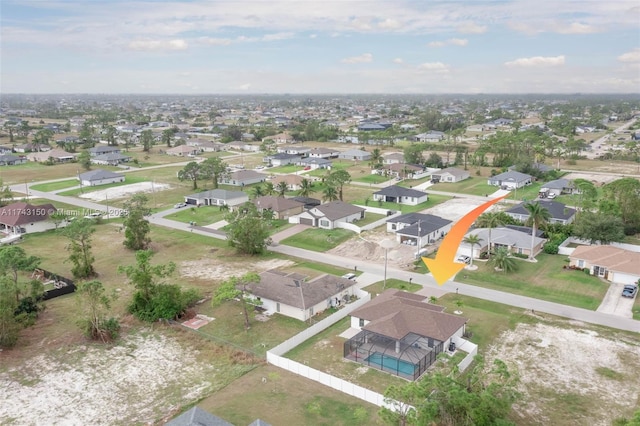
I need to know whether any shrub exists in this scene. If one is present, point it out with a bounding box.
[584,268,590,275]
[512,252,528,259]
[129,284,200,322]
[543,242,559,254]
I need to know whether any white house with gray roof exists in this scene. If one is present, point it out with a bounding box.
[78,169,125,187]
[505,200,576,225]
[338,149,372,161]
[539,178,578,198]
[430,167,470,183]
[387,213,452,247]
[290,201,365,229]
[487,171,532,189]
[456,227,545,259]
[373,185,428,206]
[184,189,248,207]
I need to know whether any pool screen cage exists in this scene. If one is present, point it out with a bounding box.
[343,329,444,381]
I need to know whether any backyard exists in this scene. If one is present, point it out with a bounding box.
[280,228,356,252]
[352,193,451,214]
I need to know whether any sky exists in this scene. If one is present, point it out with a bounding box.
[1,0,639,94]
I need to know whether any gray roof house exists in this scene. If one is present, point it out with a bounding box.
[292,201,365,229]
[90,152,131,166]
[165,406,233,426]
[78,169,125,187]
[88,146,120,157]
[298,157,332,169]
[487,171,532,189]
[184,189,248,207]
[505,200,577,225]
[338,149,372,161]
[221,170,267,187]
[308,147,340,158]
[539,178,578,197]
[456,227,546,259]
[0,154,26,166]
[263,152,301,166]
[430,167,470,183]
[373,185,428,206]
[387,213,453,247]
[245,270,358,321]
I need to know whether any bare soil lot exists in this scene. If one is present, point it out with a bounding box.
[78,181,172,202]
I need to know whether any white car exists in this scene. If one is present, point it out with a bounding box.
[456,255,471,264]
[547,193,557,199]
[174,202,187,209]
[341,273,357,281]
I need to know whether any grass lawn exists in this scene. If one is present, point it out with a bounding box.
[165,205,227,225]
[354,212,385,227]
[268,164,302,174]
[363,278,422,296]
[30,179,78,192]
[58,175,150,196]
[456,253,608,310]
[0,162,98,186]
[634,298,640,320]
[352,193,451,214]
[509,182,543,202]
[430,177,495,196]
[285,261,356,279]
[353,174,390,184]
[280,228,356,252]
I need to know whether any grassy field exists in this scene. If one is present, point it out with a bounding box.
[57,174,150,196]
[280,228,356,252]
[165,205,227,225]
[268,164,302,174]
[30,179,78,192]
[430,176,495,196]
[352,193,451,214]
[353,174,390,184]
[354,212,385,227]
[456,254,608,310]
[362,278,422,296]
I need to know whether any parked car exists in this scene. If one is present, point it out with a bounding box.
[341,273,357,281]
[174,202,187,209]
[456,255,471,264]
[547,193,557,199]
[622,285,638,298]
[83,212,102,220]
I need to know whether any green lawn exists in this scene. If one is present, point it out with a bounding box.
[280,228,355,252]
[354,213,385,227]
[165,205,227,225]
[353,193,451,214]
[30,179,78,192]
[286,261,356,278]
[456,253,608,310]
[268,164,301,174]
[362,278,422,296]
[57,175,149,196]
[353,174,390,184]
[430,177,495,196]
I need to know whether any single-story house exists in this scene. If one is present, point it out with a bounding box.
[78,169,125,187]
[569,245,640,285]
[387,213,452,247]
[373,185,428,206]
[184,189,248,207]
[338,149,372,161]
[165,406,270,426]
[382,153,404,165]
[264,153,301,167]
[292,201,365,229]
[487,171,532,189]
[186,139,226,152]
[0,154,26,166]
[253,196,305,220]
[245,270,358,321]
[344,289,467,380]
[297,157,332,170]
[456,227,545,259]
[221,170,267,187]
[0,146,12,154]
[430,167,470,183]
[88,146,121,157]
[505,200,576,225]
[271,174,305,191]
[308,148,340,159]
[539,178,578,198]
[382,163,424,178]
[414,131,444,142]
[14,143,51,153]
[165,145,201,157]
[263,132,295,144]
[27,149,76,163]
[0,202,58,234]
[277,146,310,156]
[91,153,131,166]
[226,141,261,152]
[508,163,553,174]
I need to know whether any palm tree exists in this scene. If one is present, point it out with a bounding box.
[369,148,383,169]
[298,178,315,198]
[252,185,264,199]
[524,201,551,260]
[491,247,518,273]
[475,212,504,259]
[276,181,288,197]
[263,181,275,196]
[322,185,339,202]
[462,234,482,266]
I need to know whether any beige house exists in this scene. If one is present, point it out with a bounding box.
[253,196,305,220]
[271,174,305,191]
[569,245,640,285]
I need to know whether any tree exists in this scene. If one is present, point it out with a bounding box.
[276,181,288,197]
[122,194,151,250]
[462,234,482,267]
[322,185,339,202]
[0,276,20,348]
[201,156,228,189]
[162,128,177,147]
[298,178,315,197]
[140,129,154,152]
[380,356,520,426]
[225,202,272,255]
[492,247,518,273]
[76,280,120,342]
[572,211,625,244]
[0,246,41,302]
[326,169,351,201]
[601,177,640,233]
[213,272,260,331]
[523,201,551,260]
[403,143,424,164]
[177,161,202,190]
[572,178,597,213]
[369,148,383,169]
[475,212,505,259]
[252,185,264,199]
[77,150,91,170]
[60,218,96,279]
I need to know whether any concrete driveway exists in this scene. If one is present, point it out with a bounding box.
[597,282,635,318]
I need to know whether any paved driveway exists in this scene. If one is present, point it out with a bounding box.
[597,282,635,318]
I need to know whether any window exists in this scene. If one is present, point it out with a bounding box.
[276,303,280,313]
[577,260,584,268]
[319,219,330,227]
[359,318,365,327]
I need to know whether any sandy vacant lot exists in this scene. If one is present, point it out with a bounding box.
[486,322,640,425]
[180,258,295,281]
[0,332,220,425]
[79,182,171,202]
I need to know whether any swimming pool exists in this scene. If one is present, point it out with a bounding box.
[365,352,417,376]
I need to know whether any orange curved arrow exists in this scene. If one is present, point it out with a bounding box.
[423,194,509,285]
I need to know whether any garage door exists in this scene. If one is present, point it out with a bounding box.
[300,218,314,226]
[185,198,197,205]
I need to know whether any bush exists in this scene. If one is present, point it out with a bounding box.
[584,268,590,275]
[512,252,528,259]
[543,242,559,254]
[129,284,200,322]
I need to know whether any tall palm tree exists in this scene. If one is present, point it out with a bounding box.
[276,181,288,198]
[322,185,339,202]
[252,185,264,199]
[263,181,275,196]
[475,212,504,259]
[524,201,551,260]
[491,247,518,273]
[462,234,482,266]
[298,178,315,198]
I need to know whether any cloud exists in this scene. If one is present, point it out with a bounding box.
[416,62,449,73]
[127,39,188,51]
[505,55,566,67]
[378,18,401,30]
[199,37,232,46]
[341,53,373,64]
[555,22,598,34]
[509,21,599,35]
[237,83,251,91]
[618,48,640,63]
[261,32,295,41]
[393,58,404,64]
[428,38,468,47]
[456,22,487,34]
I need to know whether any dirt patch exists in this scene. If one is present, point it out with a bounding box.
[421,197,497,222]
[79,182,171,202]
[485,323,640,425]
[180,258,295,281]
[0,332,217,425]
[328,229,418,268]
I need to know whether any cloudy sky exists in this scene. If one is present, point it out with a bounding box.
[1,0,639,94]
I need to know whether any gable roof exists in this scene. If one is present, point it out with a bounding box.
[271,174,304,186]
[89,145,120,154]
[253,196,304,212]
[373,185,427,199]
[0,202,56,226]
[228,170,266,181]
[165,406,233,426]
[541,178,574,190]
[464,227,545,249]
[569,245,640,275]
[299,157,332,165]
[314,201,365,221]
[186,189,247,201]
[247,271,357,309]
[394,214,452,237]
[432,167,468,178]
[506,200,576,221]
[351,289,467,341]
[79,169,124,182]
[93,153,130,161]
[489,170,532,183]
[339,149,370,157]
